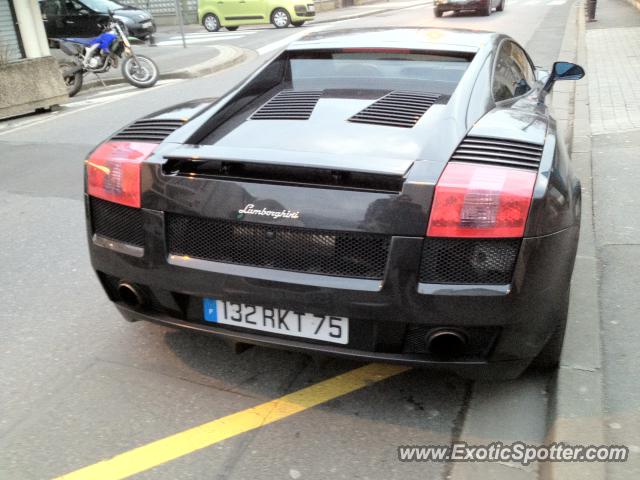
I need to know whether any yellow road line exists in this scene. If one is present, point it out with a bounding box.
[54,363,410,480]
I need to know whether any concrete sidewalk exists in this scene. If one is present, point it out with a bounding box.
[585,1,640,480]
[549,1,640,479]
[50,44,248,91]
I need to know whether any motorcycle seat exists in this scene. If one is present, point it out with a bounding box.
[61,37,99,46]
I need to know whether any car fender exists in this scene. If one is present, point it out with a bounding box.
[198,4,223,23]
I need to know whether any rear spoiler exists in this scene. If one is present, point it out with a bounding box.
[160,145,411,193]
[163,145,414,177]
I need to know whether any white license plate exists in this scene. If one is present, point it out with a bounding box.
[141,21,152,28]
[203,299,348,344]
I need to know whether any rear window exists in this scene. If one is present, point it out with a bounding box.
[289,50,473,95]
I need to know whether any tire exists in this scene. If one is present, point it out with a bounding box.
[481,1,492,15]
[226,26,239,31]
[121,55,159,89]
[291,21,305,27]
[202,13,220,32]
[497,0,505,11]
[58,61,83,97]
[530,291,570,370]
[271,8,291,28]
[434,7,443,17]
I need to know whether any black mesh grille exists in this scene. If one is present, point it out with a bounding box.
[166,214,390,279]
[419,238,520,284]
[349,90,441,128]
[111,119,185,142]
[90,197,144,247]
[451,136,543,169]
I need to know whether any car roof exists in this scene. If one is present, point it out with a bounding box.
[287,27,499,54]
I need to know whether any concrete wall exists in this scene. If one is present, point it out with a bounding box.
[0,56,68,119]
[317,0,384,10]
[0,0,67,119]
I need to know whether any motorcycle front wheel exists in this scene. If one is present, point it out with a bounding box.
[58,61,83,97]
[121,55,159,88]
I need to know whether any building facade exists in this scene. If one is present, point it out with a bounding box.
[0,0,24,62]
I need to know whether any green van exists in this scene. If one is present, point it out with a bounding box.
[198,0,316,31]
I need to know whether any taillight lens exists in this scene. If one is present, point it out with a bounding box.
[427,162,537,238]
[86,141,157,208]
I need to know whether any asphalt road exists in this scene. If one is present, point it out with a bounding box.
[0,1,577,479]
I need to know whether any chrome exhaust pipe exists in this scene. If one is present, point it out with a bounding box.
[426,329,468,357]
[117,282,145,309]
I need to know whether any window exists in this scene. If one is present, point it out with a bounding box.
[492,41,535,102]
[289,50,473,96]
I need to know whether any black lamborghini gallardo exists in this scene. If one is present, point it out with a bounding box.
[85,28,585,379]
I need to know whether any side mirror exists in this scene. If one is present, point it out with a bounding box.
[543,61,585,93]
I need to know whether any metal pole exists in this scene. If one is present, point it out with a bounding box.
[174,0,187,48]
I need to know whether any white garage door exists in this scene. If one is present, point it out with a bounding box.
[0,0,23,62]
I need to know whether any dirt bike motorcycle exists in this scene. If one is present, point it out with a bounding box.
[58,18,159,97]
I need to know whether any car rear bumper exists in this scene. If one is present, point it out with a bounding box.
[129,21,157,37]
[117,305,533,380]
[292,12,316,20]
[86,195,579,379]
[435,0,489,11]
[294,4,316,18]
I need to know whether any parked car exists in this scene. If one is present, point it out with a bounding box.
[40,0,156,40]
[84,28,585,380]
[198,0,316,31]
[434,0,504,17]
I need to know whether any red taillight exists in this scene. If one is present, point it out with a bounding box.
[86,141,157,208]
[427,162,537,238]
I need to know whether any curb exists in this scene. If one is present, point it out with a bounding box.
[310,0,432,24]
[544,2,606,480]
[161,45,248,80]
[80,45,248,92]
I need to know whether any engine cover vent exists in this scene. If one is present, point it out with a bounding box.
[250,90,323,120]
[451,136,544,169]
[111,118,185,143]
[348,90,441,128]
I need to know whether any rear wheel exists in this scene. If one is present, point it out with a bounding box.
[291,21,305,27]
[202,13,220,32]
[497,0,505,11]
[226,26,239,31]
[121,55,159,88]
[434,7,443,17]
[271,8,291,28]
[58,61,83,97]
[481,1,492,15]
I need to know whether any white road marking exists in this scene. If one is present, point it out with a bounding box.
[169,30,258,39]
[0,79,182,137]
[157,35,249,46]
[257,25,330,56]
[73,83,139,100]
[546,0,567,5]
